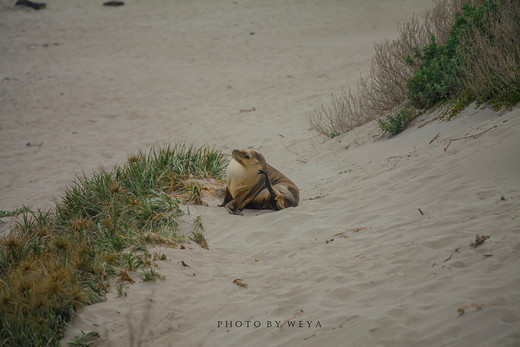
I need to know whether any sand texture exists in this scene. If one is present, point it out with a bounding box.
[1,1,519,346]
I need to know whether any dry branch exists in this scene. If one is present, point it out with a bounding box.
[443,126,497,151]
[280,309,304,328]
[429,132,440,144]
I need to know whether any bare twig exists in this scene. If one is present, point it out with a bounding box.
[332,227,368,237]
[429,132,440,144]
[181,261,191,268]
[444,248,460,262]
[457,303,488,316]
[444,126,497,152]
[280,309,304,328]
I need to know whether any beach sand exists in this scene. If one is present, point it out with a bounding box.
[1,0,519,346]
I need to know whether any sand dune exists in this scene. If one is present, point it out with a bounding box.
[62,106,520,347]
[1,0,519,346]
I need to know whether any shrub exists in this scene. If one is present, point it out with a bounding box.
[406,35,460,108]
[308,0,464,139]
[309,0,519,139]
[406,1,508,110]
[379,108,417,136]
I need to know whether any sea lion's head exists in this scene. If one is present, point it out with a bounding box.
[231,149,266,170]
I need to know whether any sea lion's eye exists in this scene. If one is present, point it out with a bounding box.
[244,154,250,159]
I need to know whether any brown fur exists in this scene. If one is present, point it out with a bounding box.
[219,149,299,215]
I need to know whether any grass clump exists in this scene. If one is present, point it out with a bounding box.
[141,267,163,282]
[189,216,208,249]
[0,143,226,346]
[66,330,100,347]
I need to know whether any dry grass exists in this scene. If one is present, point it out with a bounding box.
[307,86,372,139]
[459,0,520,105]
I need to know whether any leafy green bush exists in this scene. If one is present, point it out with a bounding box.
[379,108,417,136]
[406,35,459,109]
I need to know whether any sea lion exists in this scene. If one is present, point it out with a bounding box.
[219,149,299,215]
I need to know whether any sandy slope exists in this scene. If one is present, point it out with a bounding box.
[1,0,519,346]
[61,107,520,347]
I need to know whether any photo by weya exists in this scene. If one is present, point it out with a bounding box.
[217,320,323,328]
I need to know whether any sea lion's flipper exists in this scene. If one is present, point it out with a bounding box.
[226,180,266,214]
[258,170,281,210]
[224,204,243,216]
[218,188,233,207]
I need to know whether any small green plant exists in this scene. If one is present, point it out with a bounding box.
[67,330,100,347]
[0,205,31,218]
[115,282,128,297]
[189,183,202,204]
[189,216,208,249]
[153,252,168,261]
[379,108,417,136]
[330,132,341,139]
[190,232,208,249]
[447,89,474,119]
[141,267,163,282]
[120,251,145,271]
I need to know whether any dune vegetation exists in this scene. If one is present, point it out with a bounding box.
[0,144,226,346]
[308,0,520,138]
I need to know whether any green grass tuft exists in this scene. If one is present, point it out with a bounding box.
[189,216,208,249]
[67,330,100,347]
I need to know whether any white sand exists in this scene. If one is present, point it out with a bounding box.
[1,0,519,346]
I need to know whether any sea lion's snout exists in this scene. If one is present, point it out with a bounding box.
[232,149,251,161]
[232,149,240,160]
